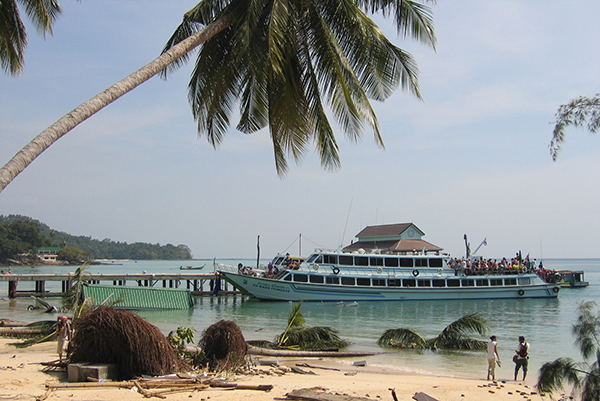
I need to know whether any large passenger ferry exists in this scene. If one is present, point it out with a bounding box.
[218,249,560,302]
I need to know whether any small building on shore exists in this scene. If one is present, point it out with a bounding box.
[343,223,443,255]
[37,247,62,263]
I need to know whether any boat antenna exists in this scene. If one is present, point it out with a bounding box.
[340,198,353,249]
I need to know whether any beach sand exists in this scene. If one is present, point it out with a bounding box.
[0,338,554,401]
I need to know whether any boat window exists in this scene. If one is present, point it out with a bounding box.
[339,255,353,266]
[504,278,517,286]
[518,277,531,285]
[490,279,503,286]
[283,274,292,281]
[432,279,445,288]
[418,279,431,287]
[476,279,489,286]
[429,258,443,268]
[370,257,384,266]
[400,258,414,268]
[415,259,428,267]
[447,279,460,287]
[356,278,370,286]
[403,279,416,287]
[341,277,355,286]
[326,276,339,285]
[323,254,338,264]
[462,279,475,287]
[355,256,368,266]
[272,256,284,264]
[312,255,323,264]
[388,279,401,287]
[372,279,386,287]
[384,258,399,267]
[309,275,324,284]
[294,274,308,283]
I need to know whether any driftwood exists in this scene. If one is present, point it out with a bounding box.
[0,327,44,335]
[247,345,378,358]
[296,363,340,371]
[285,387,374,401]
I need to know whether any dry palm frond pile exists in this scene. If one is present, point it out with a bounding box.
[198,320,246,372]
[70,306,180,380]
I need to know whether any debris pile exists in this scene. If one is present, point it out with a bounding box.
[69,306,180,380]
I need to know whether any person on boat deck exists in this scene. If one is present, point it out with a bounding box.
[514,336,530,381]
[283,253,291,267]
[487,335,500,381]
[267,263,275,278]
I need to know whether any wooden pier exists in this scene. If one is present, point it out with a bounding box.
[0,272,240,298]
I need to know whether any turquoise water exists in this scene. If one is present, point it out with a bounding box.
[1,258,599,381]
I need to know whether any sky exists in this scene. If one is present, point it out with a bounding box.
[2,1,600,260]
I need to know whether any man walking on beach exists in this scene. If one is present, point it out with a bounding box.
[514,336,529,381]
[487,335,500,381]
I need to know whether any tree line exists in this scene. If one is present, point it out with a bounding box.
[0,215,192,263]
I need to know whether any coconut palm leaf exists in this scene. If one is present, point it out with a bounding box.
[429,313,488,349]
[277,326,349,350]
[62,263,90,313]
[278,300,305,346]
[377,328,427,348]
[537,302,600,401]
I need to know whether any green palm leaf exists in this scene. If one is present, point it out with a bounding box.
[538,302,600,401]
[377,328,427,348]
[431,313,488,348]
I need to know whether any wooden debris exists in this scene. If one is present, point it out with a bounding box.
[296,363,340,371]
[248,345,378,358]
[291,366,317,375]
[412,392,440,401]
[285,387,374,401]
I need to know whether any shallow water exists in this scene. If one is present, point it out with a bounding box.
[1,258,599,380]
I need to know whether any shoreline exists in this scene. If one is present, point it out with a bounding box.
[0,338,555,401]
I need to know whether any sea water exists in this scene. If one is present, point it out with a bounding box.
[1,258,599,381]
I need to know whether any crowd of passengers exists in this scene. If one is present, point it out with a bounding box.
[447,254,539,275]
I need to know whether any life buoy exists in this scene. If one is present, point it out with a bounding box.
[518,289,525,296]
[376,267,383,274]
[332,267,340,275]
[412,269,419,277]
[553,287,560,293]
[437,268,443,275]
[313,264,319,271]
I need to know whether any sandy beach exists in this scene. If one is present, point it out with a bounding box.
[0,338,558,401]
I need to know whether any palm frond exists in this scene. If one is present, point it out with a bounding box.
[433,313,488,347]
[573,301,600,360]
[277,326,350,350]
[377,328,427,348]
[62,263,90,313]
[277,300,305,346]
[537,358,584,395]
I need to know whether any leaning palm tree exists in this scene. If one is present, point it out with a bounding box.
[377,313,489,350]
[0,0,62,76]
[0,0,435,193]
[537,301,600,401]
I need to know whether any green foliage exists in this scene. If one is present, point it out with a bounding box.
[0,217,50,260]
[377,313,489,350]
[167,326,197,361]
[62,264,90,313]
[276,300,350,350]
[0,215,192,261]
[537,301,600,401]
[58,246,92,263]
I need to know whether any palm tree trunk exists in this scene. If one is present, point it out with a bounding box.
[0,13,235,194]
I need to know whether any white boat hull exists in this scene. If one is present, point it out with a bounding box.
[220,271,559,302]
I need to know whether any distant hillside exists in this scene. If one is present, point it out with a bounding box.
[0,215,192,261]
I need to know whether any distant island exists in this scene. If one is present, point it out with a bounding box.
[0,214,192,266]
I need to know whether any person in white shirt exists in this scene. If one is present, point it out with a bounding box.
[487,335,500,381]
